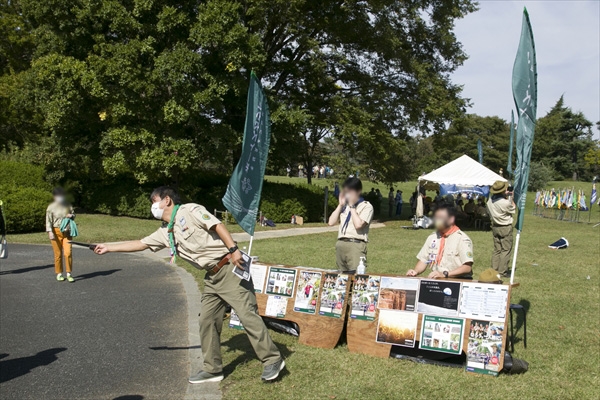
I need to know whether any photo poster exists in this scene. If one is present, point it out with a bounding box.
[293,270,322,314]
[466,319,505,376]
[376,309,419,348]
[419,315,464,355]
[250,263,267,293]
[228,309,244,331]
[265,295,288,318]
[318,273,348,318]
[459,283,509,322]
[416,280,462,317]
[350,275,380,321]
[377,277,419,312]
[265,267,297,298]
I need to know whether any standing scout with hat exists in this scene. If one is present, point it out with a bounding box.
[93,186,284,383]
[487,180,516,277]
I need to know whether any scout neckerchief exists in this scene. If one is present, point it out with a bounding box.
[167,204,181,264]
[341,197,364,235]
[435,224,460,266]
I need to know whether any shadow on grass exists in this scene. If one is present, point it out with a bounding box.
[220,333,293,379]
[513,299,530,341]
[0,348,67,383]
[113,396,144,400]
[149,345,202,350]
[75,269,121,281]
[0,264,54,275]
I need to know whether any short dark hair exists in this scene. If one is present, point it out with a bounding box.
[342,177,362,192]
[150,186,182,205]
[433,202,457,218]
[52,187,65,196]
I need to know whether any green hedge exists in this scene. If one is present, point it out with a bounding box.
[0,160,53,233]
[260,182,337,223]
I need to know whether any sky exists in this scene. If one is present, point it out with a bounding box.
[452,0,600,139]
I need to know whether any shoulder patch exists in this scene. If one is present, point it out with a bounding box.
[466,251,473,258]
[202,214,211,220]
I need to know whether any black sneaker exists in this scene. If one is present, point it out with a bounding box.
[188,370,224,384]
[261,358,285,381]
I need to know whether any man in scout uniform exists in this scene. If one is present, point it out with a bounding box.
[328,177,374,273]
[407,203,473,279]
[486,180,516,277]
[93,186,284,383]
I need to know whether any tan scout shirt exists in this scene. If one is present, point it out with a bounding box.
[141,204,228,270]
[337,201,374,242]
[417,229,474,275]
[46,201,75,232]
[487,195,516,226]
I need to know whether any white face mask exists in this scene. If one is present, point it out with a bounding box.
[54,196,65,204]
[151,201,164,220]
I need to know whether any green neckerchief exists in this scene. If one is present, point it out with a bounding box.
[167,204,181,263]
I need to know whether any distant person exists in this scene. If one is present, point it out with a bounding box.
[464,198,476,216]
[406,203,473,279]
[46,187,76,282]
[395,190,403,217]
[286,165,291,177]
[93,186,285,383]
[487,181,516,277]
[374,189,383,216]
[298,164,303,178]
[333,182,340,199]
[410,191,418,215]
[328,178,374,273]
[388,188,395,217]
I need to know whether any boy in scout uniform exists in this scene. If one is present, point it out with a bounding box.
[328,177,374,273]
[486,180,516,277]
[93,187,284,383]
[407,203,474,279]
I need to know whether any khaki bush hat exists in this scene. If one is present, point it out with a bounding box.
[478,268,503,283]
[490,180,508,195]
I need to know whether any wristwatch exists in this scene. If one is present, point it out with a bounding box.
[443,271,449,278]
[228,245,239,254]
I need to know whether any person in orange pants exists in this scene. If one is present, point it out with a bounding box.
[46,187,75,282]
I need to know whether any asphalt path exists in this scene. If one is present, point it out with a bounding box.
[0,244,191,400]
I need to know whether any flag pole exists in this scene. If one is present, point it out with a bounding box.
[248,235,254,256]
[510,230,521,285]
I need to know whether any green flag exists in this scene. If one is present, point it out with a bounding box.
[507,110,515,175]
[512,8,537,231]
[222,72,271,236]
[477,138,483,164]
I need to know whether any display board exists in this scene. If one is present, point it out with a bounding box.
[346,274,512,377]
[252,263,350,349]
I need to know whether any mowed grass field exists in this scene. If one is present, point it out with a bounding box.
[9,176,600,398]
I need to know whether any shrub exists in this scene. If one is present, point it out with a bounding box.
[1,185,53,233]
[81,182,152,219]
[260,182,337,223]
[0,160,51,191]
[528,162,555,191]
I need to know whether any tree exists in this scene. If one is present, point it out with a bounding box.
[534,96,595,181]
[1,0,477,188]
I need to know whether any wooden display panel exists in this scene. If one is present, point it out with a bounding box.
[253,263,350,349]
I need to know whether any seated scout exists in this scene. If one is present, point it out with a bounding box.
[93,187,284,383]
[406,203,473,279]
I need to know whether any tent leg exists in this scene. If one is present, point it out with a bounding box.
[510,230,521,285]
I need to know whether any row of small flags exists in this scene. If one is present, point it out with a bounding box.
[534,184,598,210]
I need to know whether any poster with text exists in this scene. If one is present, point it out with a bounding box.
[265,296,288,318]
[417,280,462,317]
[318,273,348,318]
[466,319,504,376]
[419,315,464,354]
[350,275,380,320]
[459,283,508,322]
[265,267,297,297]
[250,264,267,293]
[293,270,322,314]
[228,309,244,330]
[378,277,419,312]
[376,310,419,347]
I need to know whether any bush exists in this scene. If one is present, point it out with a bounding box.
[1,185,53,233]
[260,182,337,223]
[0,160,51,191]
[528,162,555,191]
[81,181,153,219]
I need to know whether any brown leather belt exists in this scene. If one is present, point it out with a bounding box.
[208,253,232,275]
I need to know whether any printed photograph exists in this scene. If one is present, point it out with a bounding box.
[350,275,380,320]
[319,273,348,318]
[294,271,322,314]
[466,319,505,375]
[375,309,419,347]
[266,267,297,298]
[378,277,419,312]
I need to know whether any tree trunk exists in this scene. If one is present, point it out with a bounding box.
[306,159,313,185]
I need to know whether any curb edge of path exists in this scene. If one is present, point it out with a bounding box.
[142,253,222,400]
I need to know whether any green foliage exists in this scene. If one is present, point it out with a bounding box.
[0,160,51,190]
[528,161,555,191]
[260,182,336,223]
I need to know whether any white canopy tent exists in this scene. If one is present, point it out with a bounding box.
[418,155,507,191]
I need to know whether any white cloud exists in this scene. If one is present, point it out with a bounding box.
[452,0,600,138]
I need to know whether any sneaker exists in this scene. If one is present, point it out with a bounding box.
[188,371,224,384]
[261,358,285,381]
[56,274,65,282]
[66,275,74,282]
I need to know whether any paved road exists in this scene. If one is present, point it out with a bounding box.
[0,244,191,400]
